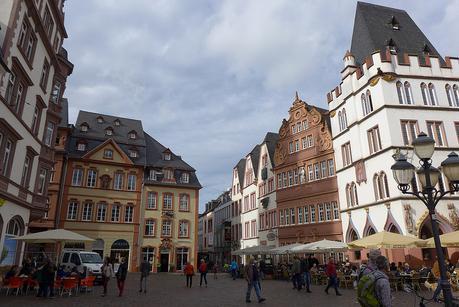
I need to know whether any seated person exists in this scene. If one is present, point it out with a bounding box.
[403,263,412,274]
[446,260,455,274]
[19,258,33,276]
[4,265,19,284]
[310,263,319,274]
[419,264,431,278]
[69,266,80,278]
[79,266,88,279]
[57,265,69,279]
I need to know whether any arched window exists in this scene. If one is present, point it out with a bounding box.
[366,226,376,236]
[373,174,380,200]
[361,93,367,115]
[347,227,359,242]
[4,216,25,265]
[404,82,413,104]
[338,111,342,131]
[366,90,373,113]
[396,81,405,104]
[453,85,459,107]
[380,172,390,198]
[421,83,429,105]
[446,84,454,106]
[387,224,400,234]
[342,109,347,130]
[345,184,351,207]
[428,83,437,106]
[351,182,358,206]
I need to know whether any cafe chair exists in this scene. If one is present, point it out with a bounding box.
[60,278,78,297]
[5,277,23,296]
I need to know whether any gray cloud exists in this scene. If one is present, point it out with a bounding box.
[63,0,457,211]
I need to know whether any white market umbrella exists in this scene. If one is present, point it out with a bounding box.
[270,243,304,255]
[15,229,94,244]
[291,239,348,253]
[232,245,274,255]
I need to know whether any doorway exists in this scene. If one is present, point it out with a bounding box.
[160,253,169,272]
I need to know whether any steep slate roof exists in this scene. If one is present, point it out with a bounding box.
[263,132,279,167]
[144,133,195,171]
[69,111,147,166]
[58,98,69,128]
[351,2,442,66]
[235,158,246,187]
[248,144,261,176]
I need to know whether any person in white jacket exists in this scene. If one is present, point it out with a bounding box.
[101,257,114,297]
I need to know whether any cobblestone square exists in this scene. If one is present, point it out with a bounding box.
[2,273,442,307]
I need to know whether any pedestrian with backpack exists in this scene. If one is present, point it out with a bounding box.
[357,255,391,307]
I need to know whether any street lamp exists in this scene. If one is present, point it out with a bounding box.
[391,133,459,307]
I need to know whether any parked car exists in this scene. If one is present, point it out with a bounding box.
[60,250,103,282]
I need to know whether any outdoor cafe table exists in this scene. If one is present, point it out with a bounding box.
[399,273,412,284]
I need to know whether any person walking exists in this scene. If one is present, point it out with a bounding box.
[357,256,392,307]
[245,258,266,303]
[139,258,151,294]
[101,257,114,297]
[325,258,342,296]
[292,256,302,291]
[230,260,238,280]
[213,262,219,279]
[184,262,194,288]
[301,256,312,293]
[116,257,128,297]
[199,259,208,287]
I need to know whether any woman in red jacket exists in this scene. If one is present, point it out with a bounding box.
[324,258,342,296]
[184,262,194,288]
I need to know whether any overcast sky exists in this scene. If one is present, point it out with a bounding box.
[62,0,459,212]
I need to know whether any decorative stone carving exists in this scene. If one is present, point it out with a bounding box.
[448,203,459,230]
[354,160,367,184]
[319,124,332,151]
[274,143,286,166]
[279,119,288,138]
[309,108,321,125]
[403,204,416,235]
[159,238,172,250]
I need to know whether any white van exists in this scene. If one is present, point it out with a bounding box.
[60,250,104,281]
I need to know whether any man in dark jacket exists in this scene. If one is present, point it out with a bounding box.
[245,259,266,303]
[116,257,128,297]
[301,256,311,293]
[139,258,151,294]
[292,256,302,291]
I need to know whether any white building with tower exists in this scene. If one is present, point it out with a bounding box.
[328,2,459,264]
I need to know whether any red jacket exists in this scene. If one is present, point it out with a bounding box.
[199,263,207,273]
[184,264,194,276]
[326,262,337,277]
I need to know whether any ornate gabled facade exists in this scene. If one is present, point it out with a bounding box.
[274,94,342,248]
[328,2,459,265]
[0,0,73,266]
[230,159,245,258]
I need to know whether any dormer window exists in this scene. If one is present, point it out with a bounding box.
[77,142,86,151]
[80,123,88,132]
[103,149,113,159]
[97,116,104,123]
[387,38,397,54]
[149,169,157,181]
[164,169,174,180]
[389,16,399,30]
[105,127,113,136]
[129,149,138,158]
[164,153,171,161]
[114,119,121,126]
[129,131,137,139]
[181,172,189,183]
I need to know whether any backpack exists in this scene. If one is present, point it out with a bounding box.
[357,271,384,307]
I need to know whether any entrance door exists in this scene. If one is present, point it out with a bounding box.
[160,253,169,272]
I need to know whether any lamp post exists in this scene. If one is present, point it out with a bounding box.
[391,133,459,307]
